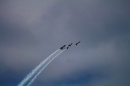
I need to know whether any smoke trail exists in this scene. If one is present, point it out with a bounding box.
[27,50,65,86]
[18,49,61,86]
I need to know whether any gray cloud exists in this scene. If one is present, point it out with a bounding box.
[0,0,130,86]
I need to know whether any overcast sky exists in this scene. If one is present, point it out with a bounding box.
[0,0,130,86]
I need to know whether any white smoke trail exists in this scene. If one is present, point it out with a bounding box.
[27,50,65,86]
[18,49,61,86]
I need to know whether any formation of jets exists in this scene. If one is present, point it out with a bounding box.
[60,41,81,50]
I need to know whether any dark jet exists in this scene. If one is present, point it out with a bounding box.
[60,45,66,50]
[68,43,73,46]
[76,41,81,46]
[67,43,73,49]
[67,47,69,49]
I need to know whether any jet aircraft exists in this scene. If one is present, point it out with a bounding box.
[76,41,81,46]
[67,47,69,49]
[68,43,73,46]
[67,43,73,49]
[60,45,66,50]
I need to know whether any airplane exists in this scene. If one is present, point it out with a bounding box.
[76,41,80,46]
[60,45,66,50]
[68,43,73,46]
[67,43,73,49]
[67,46,69,49]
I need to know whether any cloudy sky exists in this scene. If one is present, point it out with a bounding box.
[0,0,130,86]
